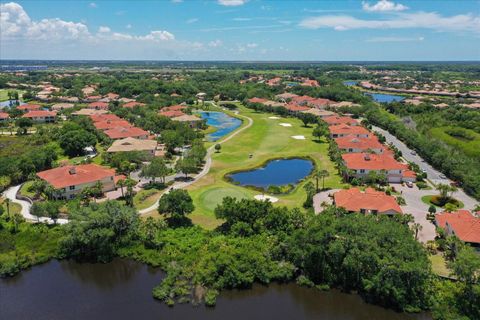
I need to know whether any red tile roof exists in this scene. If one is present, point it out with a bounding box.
[436,210,480,243]
[0,112,9,119]
[163,105,187,111]
[301,79,320,87]
[104,126,149,139]
[86,95,102,100]
[88,102,109,109]
[285,103,311,112]
[266,77,281,86]
[329,124,370,136]
[342,153,408,171]
[106,93,119,100]
[90,114,123,123]
[248,97,268,104]
[309,98,334,108]
[334,188,402,214]
[335,135,384,151]
[18,104,41,111]
[159,110,185,118]
[93,120,133,131]
[291,95,316,104]
[123,101,146,108]
[323,115,358,126]
[22,110,57,118]
[37,164,116,189]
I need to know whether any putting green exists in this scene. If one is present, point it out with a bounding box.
[187,104,345,229]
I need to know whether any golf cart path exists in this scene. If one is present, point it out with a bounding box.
[138,110,253,215]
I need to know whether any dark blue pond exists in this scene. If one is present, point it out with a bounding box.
[199,111,242,142]
[229,158,314,189]
[343,81,358,86]
[365,93,405,103]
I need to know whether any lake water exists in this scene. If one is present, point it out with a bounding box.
[343,80,358,86]
[0,100,26,109]
[199,111,242,141]
[0,259,430,320]
[228,158,314,189]
[365,92,405,103]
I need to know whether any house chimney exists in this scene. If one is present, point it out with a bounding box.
[364,154,371,161]
[69,167,76,175]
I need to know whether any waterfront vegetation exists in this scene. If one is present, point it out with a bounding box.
[186,106,344,229]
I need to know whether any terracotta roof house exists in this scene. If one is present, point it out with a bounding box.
[285,103,311,112]
[163,105,187,111]
[72,109,108,116]
[330,101,361,108]
[302,108,336,118]
[342,153,415,183]
[90,114,122,123]
[123,101,146,108]
[106,93,120,100]
[107,137,158,155]
[119,97,136,103]
[262,100,285,108]
[104,126,149,140]
[86,95,102,101]
[88,101,109,110]
[329,124,370,138]
[334,188,403,215]
[37,164,120,200]
[291,95,316,106]
[275,92,298,101]
[301,79,319,87]
[0,112,10,122]
[335,136,386,154]
[435,210,480,245]
[93,120,133,131]
[159,110,185,118]
[308,98,334,108]
[266,77,282,86]
[248,97,268,104]
[51,103,75,111]
[323,115,358,126]
[18,104,41,112]
[22,110,57,123]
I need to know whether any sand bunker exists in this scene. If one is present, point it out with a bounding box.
[254,195,279,203]
[291,135,306,140]
[279,123,292,127]
[268,116,280,119]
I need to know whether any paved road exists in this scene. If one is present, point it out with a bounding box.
[371,125,478,209]
[138,110,254,215]
[2,184,69,224]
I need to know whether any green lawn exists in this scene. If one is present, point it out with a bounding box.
[0,89,25,101]
[429,254,453,278]
[134,189,164,210]
[0,197,22,216]
[429,126,480,158]
[421,195,464,209]
[187,106,345,229]
[19,181,36,199]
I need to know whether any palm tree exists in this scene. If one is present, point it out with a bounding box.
[436,183,451,201]
[316,169,329,191]
[5,198,10,218]
[412,223,423,241]
[117,179,125,198]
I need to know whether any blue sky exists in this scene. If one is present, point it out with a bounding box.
[1,0,479,60]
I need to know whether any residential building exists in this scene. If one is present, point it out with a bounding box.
[435,210,480,246]
[72,109,108,116]
[275,92,298,102]
[333,187,403,215]
[51,103,74,111]
[284,103,311,112]
[329,124,370,138]
[107,137,159,155]
[301,108,336,118]
[90,114,122,123]
[104,126,150,140]
[342,153,416,183]
[17,104,41,112]
[37,164,122,200]
[159,110,185,118]
[93,120,133,131]
[0,112,9,122]
[172,114,203,127]
[323,115,358,126]
[22,110,57,123]
[88,101,109,110]
[248,97,268,104]
[123,101,146,108]
[335,136,386,154]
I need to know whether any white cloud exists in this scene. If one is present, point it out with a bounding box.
[186,18,199,24]
[218,0,248,7]
[362,0,408,12]
[126,24,132,29]
[98,26,111,33]
[233,17,251,21]
[208,39,223,47]
[137,30,175,41]
[89,2,97,8]
[299,12,480,33]
[366,36,425,42]
[246,43,258,48]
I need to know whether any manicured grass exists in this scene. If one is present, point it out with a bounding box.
[187,105,345,229]
[0,197,22,216]
[429,254,452,278]
[19,181,36,199]
[429,126,480,158]
[0,89,25,101]
[421,195,464,209]
[134,189,163,210]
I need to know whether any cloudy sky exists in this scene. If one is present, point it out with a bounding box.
[1,0,479,60]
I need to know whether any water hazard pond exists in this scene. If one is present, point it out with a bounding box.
[228,158,314,190]
[365,92,405,103]
[0,259,431,320]
[199,111,242,141]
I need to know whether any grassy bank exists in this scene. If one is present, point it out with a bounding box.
[186,105,345,229]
